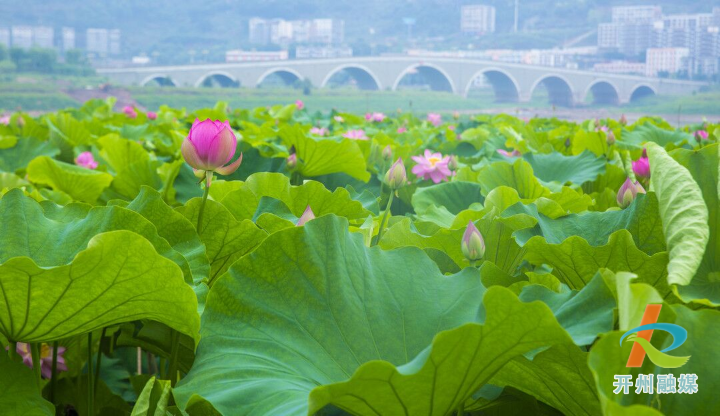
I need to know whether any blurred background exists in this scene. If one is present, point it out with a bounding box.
[1,0,719,123]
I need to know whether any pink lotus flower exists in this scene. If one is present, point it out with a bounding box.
[334,116,344,123]
[181,119,243,175]
[397,126,407,134]
[617,178,646,208]
[461,221,485,261]
[632,154,650,178]
[295,100,304,110]
[343,129,368,140]
[427,113,442,127]
[497,149,521,157]
[147,111,157,120]
[411,149,452,183]
[365,112,386,122]
[75,151,98,169]
[13,343,68,379]
[122,106,137,119]
[0,115,10,125]
[695,130,709,141]
[297,205,315,226]
[448,125,456,131]
[310,126,328,136]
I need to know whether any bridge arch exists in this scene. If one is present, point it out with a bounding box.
[530,74,575,107]
[140,74,177,87]
[194,71,239,88]
[321,64,382,90]
[393,63,455,93]
[256,67,303,87]
[464,68,520,102]
[629,84,657,102]
[584,80,621,106]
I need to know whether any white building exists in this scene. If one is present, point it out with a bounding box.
[611,6,662,24]
[461,5,496,34]
[109,29,121,55]
[225,49,288,62]
[86,28,121,56]
[0,28,9,47]
[249,18,271,44]
[253,18,344,45]
[61,27,75,52]
[33,26,54,49]
[295,46,352,59]
[645,47,689,77]
[310,19,344,44]
[11,26,33,48]
[593,61,646,75]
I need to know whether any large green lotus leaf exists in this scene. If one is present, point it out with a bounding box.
[571,130,608,157]
[645,143,709,289]
[281,125,370,181]
[46,112,94,147]
[174,215,491,414]
[588,273,720,416]
[503,192,666,255]
[26,156,113,203]
[219,172,370,223]
[476,158,550,199]
[411,181,484,215]
[517,272,615,345]
[524,229,670,295]
[122,187,210,283]
[620,123,693,150]
[380,215,530,274]
[490,343,601,416]
[98,134,162,199]
[308,288,574,415]
[0,230,199,343]
[581,163,627,196]
[0,136,59,173]
[523,150,606,187]
[669,144,720,305]
[176,197,267,285]
[0,189,194,282]
[0,354,54,416]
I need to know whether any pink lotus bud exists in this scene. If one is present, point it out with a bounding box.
[453,111,460,120]
[617,178,646,208]
[181,119,243,175]
[147,111,157,120]
[384,158,407,190]
[310,126,328,136]
[75,151,98,170]
[448,155,459,171]
[397,126,407,134]
[287,153,297,171]
[295,100,304,110]
[620,114,628,126]
[365,113,372,121]
[427,113,442,127]
[334,115,344,123]
[123,106,137,119]
[297,205,315,226]
[632,156,650,178]
[461,221,485,262]
[382,145,392,161]
[694,130,709,142]
[497,149,521,157]
[606,130,616,145]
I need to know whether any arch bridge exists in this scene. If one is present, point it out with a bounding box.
[100,56,706,106]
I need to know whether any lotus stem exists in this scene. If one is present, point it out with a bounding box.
[373,191,394,246]
[168,330,180,387]
[196,174,211,234]
[88,332,94,416]
[137,347,142,375]
[30,343,41,387]
[94,328,106,394]
[50,341,59,403]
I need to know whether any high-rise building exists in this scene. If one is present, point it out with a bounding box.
[61,27,75,52]
[253,18,345,45]
[32,26,54,48]
[109,29,121,55]
[11,26,33,48]
[0,28,9,47]
[611,6,662,24]
[645,47,689,76]
[461,5,496,34]
[86,28,109,55]
[310,19,344,44]
[249,18,271,44]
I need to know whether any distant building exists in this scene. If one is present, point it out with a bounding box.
[33,26,54,49]
[593,61,646,75]
[109,29,121,55]
[611,6,662,24]
[645,47,689,77]
[131,55,151,65]
[60,27,75,52]
[86,28,121,56]
[251,18,345,45]
[0,28,9,47]
[11,26,33,48]
[310,19,344,44]
[249,18,271,44]
[461,5,496,34]
[225,49,288,62]
[295,46,352,59]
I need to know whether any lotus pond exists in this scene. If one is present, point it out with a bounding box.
[0,99,718,416]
